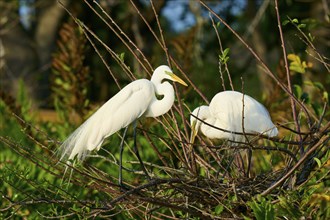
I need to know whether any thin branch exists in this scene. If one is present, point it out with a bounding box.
[150,0,170,66]
[199,0,313,126]
[261,135,329,196]
[274,0,303,155]
[209,12,234,91]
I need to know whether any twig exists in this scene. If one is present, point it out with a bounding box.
[287,16,330,73]
[274,0,303,155]
[150,0,170,66]
[58,0,134,82]
[86,0,151,75]
[199,0,313,127]
[261,135,329,196]
[206,144,298,163]
[130,0,209,104]
[209,12,234,91]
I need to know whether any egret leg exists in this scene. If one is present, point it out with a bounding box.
[119,126,128,187]
[133,120,150,180]
[246,149,252,178]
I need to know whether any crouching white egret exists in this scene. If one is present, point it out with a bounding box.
[59,65,187,184]
[190,91,278,176]
[190,91,278,144]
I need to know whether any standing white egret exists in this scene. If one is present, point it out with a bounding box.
[59,65,187,183]
[190,91,278,143]
[190,91,278,176]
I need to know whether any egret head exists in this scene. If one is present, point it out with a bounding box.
[190,105,209,144]
[152,65,188,86]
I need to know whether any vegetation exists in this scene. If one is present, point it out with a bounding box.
[1,0,329,219]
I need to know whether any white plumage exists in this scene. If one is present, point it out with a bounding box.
[59,65,187,161]
[190,91,278,143]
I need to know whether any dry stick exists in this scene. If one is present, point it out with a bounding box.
[142,130,171,169]
[157,117,191,171]
[206,144,297,162]
[274,0,303,155]
[0,136,62,179]
[186,103,221,171]
[0,138,113,208]
[261,135,329,196]
[277,123,311,135]
[209,12,234,91]
[150,0,170,66]
[210,13,226,91]
[316,102,328,131]
[287,17,330,73]
[92,0,153,74]
[57,1,134,82]
[190,114,308,145]
[170,86,195,172]
[241,78,254,177]
[1,135,109,213]
[12,113,62,147]
[191,114,319,147]
[130,0,209,104]
[171,105,197,174]
[199,0,312,126]
[131,0,193,161]
[84,0,150,78]
[107,178,182,205]
[81,24,121,89]
[243,0,270,39]
[81,24,134,81]
[171,58,209,104]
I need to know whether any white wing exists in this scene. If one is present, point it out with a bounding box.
[59,79,154,161]
[209,91,277,140]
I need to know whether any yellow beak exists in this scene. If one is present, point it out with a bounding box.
[165,71,188,87]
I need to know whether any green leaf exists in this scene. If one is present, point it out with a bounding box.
[313,82,324,90]
[308,33,315,42]
[219,48,230,64]
[293,85,302,98]
[223,48,230,57]
[214,204,224,215]
[119,52,125,62]
[313,157,322,168]
[55,78,63,85]
[287,53,312,74]
[248,197,275,220]
[298,24,306,29]
[323,91,328,102]
[282,20,290,26]
[292,18,299,23]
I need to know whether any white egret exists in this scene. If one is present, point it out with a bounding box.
[59,65,187,183]
[190,91,278,143]
[190,91,278,176]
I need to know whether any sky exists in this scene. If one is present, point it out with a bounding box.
[18,0,247,32]
[161,0,247,32]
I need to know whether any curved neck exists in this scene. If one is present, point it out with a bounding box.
[144,79,175,118]
[191,106,210,131]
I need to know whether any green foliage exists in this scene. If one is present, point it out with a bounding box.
[214,204,224,215]
[1,1,329,219]
[247,196,275,220]
[287,53,312,74]
[219,48,230,64]
[51,19,91,124]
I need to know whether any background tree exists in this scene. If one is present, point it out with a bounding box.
[0,0,329,219]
